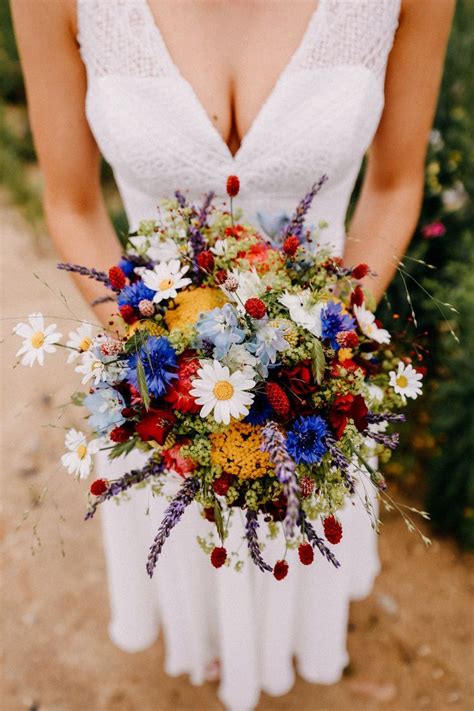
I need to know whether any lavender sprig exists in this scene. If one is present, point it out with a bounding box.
[245,510,272,573]
[326,436,356,494]
[367,412,406,424]
[261,421,295,484]
[284,473,300,538]
[146,476,200,577]
[91,295,115,307]
[57,263,115,290]
[85,458,164,521]
[199,191,215,225]
[283,174,328,239]
[366,431,400,450]
[175,190,187,208]
[300,512,340,568]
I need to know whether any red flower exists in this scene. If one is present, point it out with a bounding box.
[213,473,234,496]
[265,382,290,417]
[90,479,108,496]
[422,221,446,239]
[211,546,227,568]
[226,175,240,197]
[197,250,215,272]
[162,439,196,477]
[329,394,368,439]
[245,297,267,319]
[283,235,300,256]
[224,224,245,238]
[204,507,215,523]
[119,304,137,324]
[135,408,177,444]
[350,286,365,308]
[323,516,343,544]
[351,263,370,280]
[238,241,270,266]
[273,560,289,581]
[281,360,317,397]
[298,543,314,565]
[164,352,200,414]
[108,265,126,290]
[110,425,132,443]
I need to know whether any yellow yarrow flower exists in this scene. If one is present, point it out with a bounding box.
[338,348,353,362]
[165,286,227,330]
[127,319,168,337]
[210,422,272,480]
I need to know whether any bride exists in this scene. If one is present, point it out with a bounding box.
[12,1,453,709]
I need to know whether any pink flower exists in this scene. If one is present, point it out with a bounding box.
[422,222,446,239]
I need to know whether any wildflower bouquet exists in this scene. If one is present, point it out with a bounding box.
[14,175,426,579]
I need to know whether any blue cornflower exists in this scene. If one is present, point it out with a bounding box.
[127,337,178,398]
[196,304,245,359]
[118,258,136,278]
[118,280,155,309]
[245,391,273,425]
[83,384,126,433]
[321,302,355,350]
[286,415,329,465]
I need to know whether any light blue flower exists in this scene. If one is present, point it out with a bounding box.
[83,384,126,434]
[256,210,290,245]
[247,321,290,374]
[196,304,246,359]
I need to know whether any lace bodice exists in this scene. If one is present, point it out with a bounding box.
[77,0,400,254]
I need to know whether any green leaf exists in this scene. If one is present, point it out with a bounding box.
[123,329,149,353]
[311,338,326,385]
[108,437,139,460]
[136,357,150,411]
[214,500,225,543]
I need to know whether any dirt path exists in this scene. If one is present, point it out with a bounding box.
[1,200,473,711]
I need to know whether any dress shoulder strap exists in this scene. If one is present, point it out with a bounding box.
[298,0,401,81]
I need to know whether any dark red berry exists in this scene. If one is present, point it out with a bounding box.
[119,304,136,324]
[273,560,289,581]
[226,175,240,197]
[283,235,300,256]
[212,474,233,497]
[215,269,228,285]
[211,546,227,568]
[351,263,370,280]
[110,425,131,443]
[323,515,343,544]
[298,543,314,565]
[108,265,126,290]
[244,297,267,320]
[90,479,108,496]
[265,382,290,417]
[197,250,215,272]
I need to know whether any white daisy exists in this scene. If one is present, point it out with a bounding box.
[75,350,108,385]
[279,291,325,338]
[389,361,423,401]
[61,428,100,479]
[189,360,256,425]
[211,238,231,257]
[138,259,191,303]
[66,323,94,363]
[353,304,391,344]
[13,312,62,367]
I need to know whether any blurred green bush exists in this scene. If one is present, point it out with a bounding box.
[1,1,472,545]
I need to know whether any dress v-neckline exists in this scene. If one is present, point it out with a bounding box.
[141,0,322,162]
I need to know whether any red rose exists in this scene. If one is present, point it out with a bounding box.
[110,425,132,443]
[329,393,368,439]
[135,408,177,444]
[281,360,317,397]
[162,439,196,477]
[164,352,200,414]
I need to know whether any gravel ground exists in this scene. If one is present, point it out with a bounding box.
[1,200,473,711]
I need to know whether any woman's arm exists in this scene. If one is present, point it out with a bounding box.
[344,0,455,303]
[11,0,122,327]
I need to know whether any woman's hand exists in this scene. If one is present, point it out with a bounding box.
[11,0,122,328]
[344,0,455,303]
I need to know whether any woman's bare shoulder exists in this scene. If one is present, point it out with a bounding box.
[400,0,456,27]
[11,0,77,38]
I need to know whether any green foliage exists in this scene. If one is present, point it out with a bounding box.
[1,1,473,544]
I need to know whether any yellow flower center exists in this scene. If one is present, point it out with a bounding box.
[79,337,92,352]
[31,331,45,349]
[213,380,234,401]
[159,277,174,291]
[76,444,88,459]
[396,375,409,389]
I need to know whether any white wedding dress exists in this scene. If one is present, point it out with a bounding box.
[77,1,401,709]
